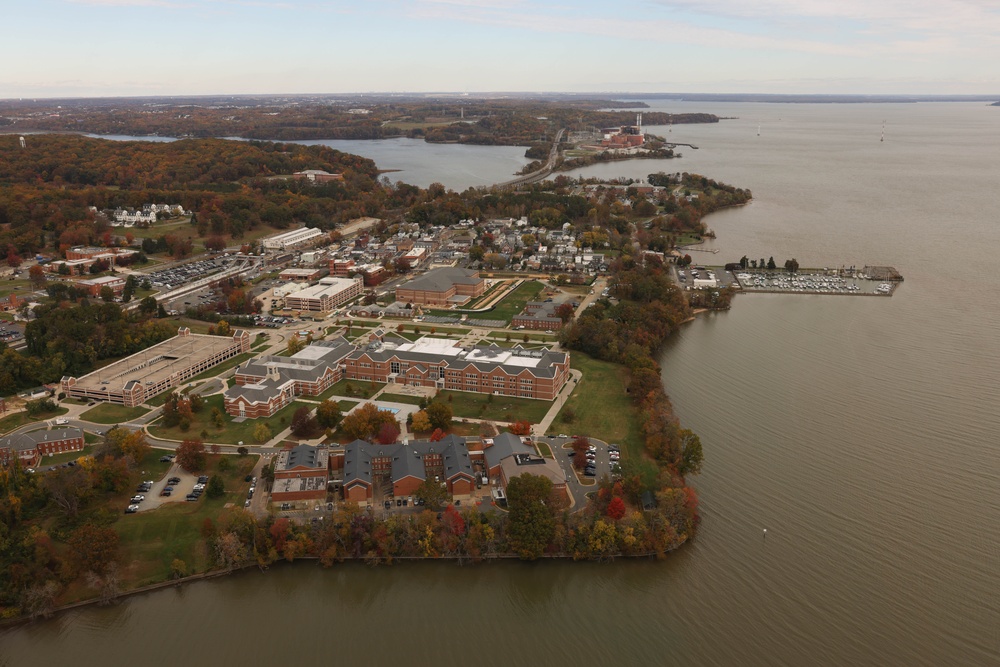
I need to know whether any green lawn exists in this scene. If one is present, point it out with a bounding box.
[79,403,150,424]
[486,280,546,322]
[0,407,69,436]
[535,441,553,458]
[377,392,424,407]
[115,453,258,585]
[147,394,311,445]
[435,390,550,424]
[43,445,96,466]
[549,353,644,459]
[188,352,255,382]
[317,378,380,401]
[337,399,360,412]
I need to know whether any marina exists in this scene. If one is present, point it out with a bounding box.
[677,265,902,296]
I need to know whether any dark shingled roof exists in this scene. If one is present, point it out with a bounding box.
[343,435,474,490]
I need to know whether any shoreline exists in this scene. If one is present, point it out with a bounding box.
[1,542,686,627]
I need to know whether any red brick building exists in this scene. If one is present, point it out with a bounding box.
[0,427,85,468]
[341,435,475,505]
[271,444,330,502]
[76,275,127,297]
[395,267,485,306]
[344,335,570,401]
[224,338,354,418]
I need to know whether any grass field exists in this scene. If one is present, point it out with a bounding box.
[188,352,255,382]
[435,390,550,424]
[548,353,643,459]
[535,441,553,458]
[80,403,150,424]
[0,407,69,435]
[377,392,424,407]
[317,378,380,401]
[483,280,545,322]
[114,453,258,585]
[147,394,310,445]
[43,445,96,466]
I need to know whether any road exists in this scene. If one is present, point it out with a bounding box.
[536,435,615,512]
[493,128,565,190]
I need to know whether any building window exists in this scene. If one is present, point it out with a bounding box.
[390,362,400,374]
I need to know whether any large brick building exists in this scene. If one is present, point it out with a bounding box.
[271,444,330,502]
[224,338,354,418]
[395,267,485,306]
[0,427,85,468]
[511,301,564,331]
[344,334,570,401]
[342,435,475,505]
[62,328,251,407]
[75,275,127,297]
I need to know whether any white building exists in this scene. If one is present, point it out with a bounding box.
[262,228,326,251]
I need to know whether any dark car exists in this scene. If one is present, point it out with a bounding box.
[584,470,597,477]
[185,494,199,501]
[160,489,172,497]
[168,477,181,485]
[159,456,172,463]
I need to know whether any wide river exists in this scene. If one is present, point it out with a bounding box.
[4,102,1000,666]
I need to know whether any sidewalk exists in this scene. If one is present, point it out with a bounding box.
[533,369,582,436]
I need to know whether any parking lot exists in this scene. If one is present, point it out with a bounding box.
[144,258,229,290]
[538,435,620,510]
[126,461,205,513]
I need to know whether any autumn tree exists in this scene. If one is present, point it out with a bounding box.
[555,302,575,323]
[424,401,452,431]
[104,427,151,467]
[28,264,47,289]
[206,474,225,499]
[677,428,703,476]
[68,523,119,575]
[42,466,91,518]
[286,333,305,356]
[508,421,532,436]
[606,496,627,521]
[506,473,555,560]
[410,410,432,433]
[429,428,446,442]
[176,439,207,472]
[253,422,272,444]
[414,476,448,510]
[376,421,400,445]
[339,402,399,441]
[291,406,318,438]
[315,400,342,429]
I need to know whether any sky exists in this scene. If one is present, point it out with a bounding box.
[3,0,1000,97]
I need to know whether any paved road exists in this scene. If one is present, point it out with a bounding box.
[537,435,616,511]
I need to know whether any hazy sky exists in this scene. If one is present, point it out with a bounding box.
[4,0,1000,97]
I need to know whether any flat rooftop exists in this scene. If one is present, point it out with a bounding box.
[381,336,553,369]
[70,334,239,392]
[272,476,327,495]
[286,279,358,300]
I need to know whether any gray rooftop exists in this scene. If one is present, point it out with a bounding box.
[343,435,474,489]
[398,267,482,293]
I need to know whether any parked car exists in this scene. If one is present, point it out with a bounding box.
[125,504,139,514]
[130,495,145,503]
